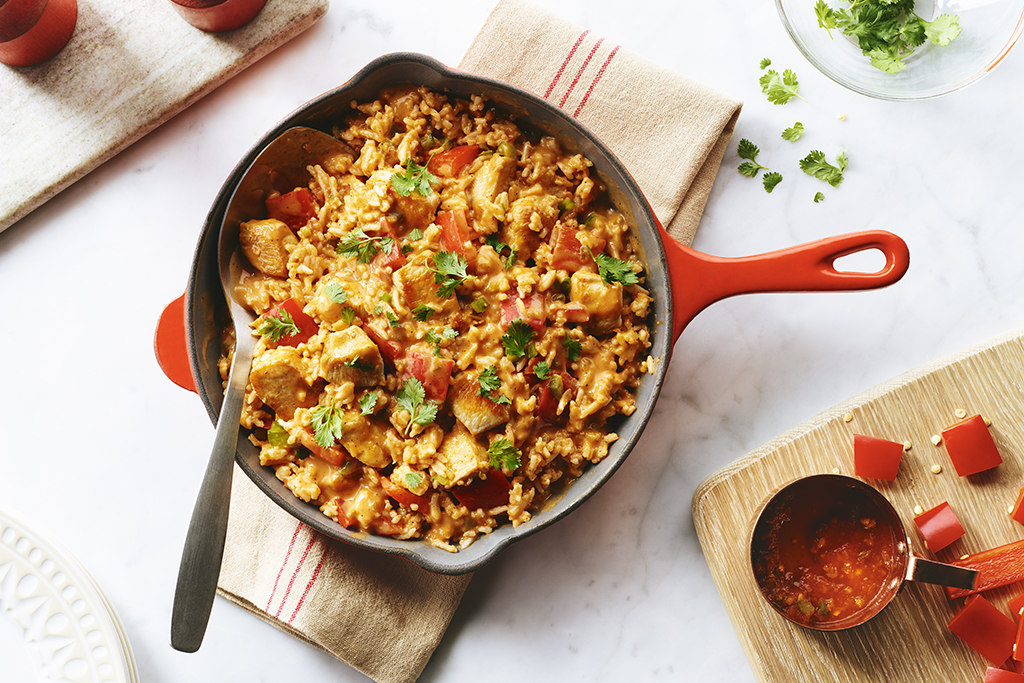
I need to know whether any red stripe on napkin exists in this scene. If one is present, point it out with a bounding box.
[288,546,329,624]
[573,45,619,117]
[273,533,319,619]
[558,37,604,108]
[544,30,589,99]
[265,521,305,612]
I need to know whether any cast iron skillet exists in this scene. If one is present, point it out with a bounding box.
[155,52,910,574]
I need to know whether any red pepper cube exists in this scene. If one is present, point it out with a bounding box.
[987,668,1024,683]
[913,501,965,552]
[1012,488,1024,526]
[853,434,904,481]
[1010,593,1024,622]
[949,595,1017,666]
[1017,611,1024,662]
[942,414,1002,477]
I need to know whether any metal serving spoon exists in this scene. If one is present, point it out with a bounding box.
[170,127,351,653]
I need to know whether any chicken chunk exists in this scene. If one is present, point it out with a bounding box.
[449,373,509,435]
[338,413,392,468]
[430,424,488,486]
[320,327,385,387]
[239,218,297,277]
[250,347,317,419]
[570,270,622,335]
[393,252,458,314]
[470,153,514,236]
[502,190,560,257]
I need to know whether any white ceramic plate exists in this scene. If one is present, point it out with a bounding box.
[0,508,137,683]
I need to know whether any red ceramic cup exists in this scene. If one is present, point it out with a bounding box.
[0,0,77,67]
[168,0,267,32]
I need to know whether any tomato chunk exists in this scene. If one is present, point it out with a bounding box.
[296,429,348,467]
[437,208,470,255]
[946,539,1024,600]
[266,299,318,347]
[428,144,480,178]
[401,350,454,403]
[373,237,406,270]
[949,595,1017,666]
[501,292,546,333]
[537,372,576,426]
[913,501,965,553]
[266,188,317,230]
[449,469,510,510]
[853,434,904,481]
[363,320,403,362]
[986,667,1024,682]
[943,414,1002,476]
[381,475,431,510]
[550,226,603,271]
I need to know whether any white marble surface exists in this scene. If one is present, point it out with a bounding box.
[2,1,1023,682]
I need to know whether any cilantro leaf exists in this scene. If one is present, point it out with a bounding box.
[324,283,348,304]
[484,234,517,268]
[799,150,846,187]
[404,471,425,489]
[257,309,300,342]
[310,402,344,448]
[763,172,784,194]
[563,336,582,362]
[340,307,356,325]
[412,304,435,322]
[593,251,640,286]
[390,158,437,197]
[396,378,438,434]
[478,365,511,405]
[534,360,551,380]
[759,69,807,105]
[737,138,761,161]
[501,320,535,360]
[359,392,378,416]
[925,14,961,46]
[337,228,396,264]
[781,122,805,142]
[426,326,457,355]
[759,57,772,70]
[430,251,472,298]
[487,437,522,471]
[814,191,826,203]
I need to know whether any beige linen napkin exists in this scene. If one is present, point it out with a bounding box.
[215,2,741,682]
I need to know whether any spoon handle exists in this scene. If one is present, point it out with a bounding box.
[170,329,254,653]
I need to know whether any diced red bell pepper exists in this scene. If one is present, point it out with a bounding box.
[1010,592,1024,622]
[265,188,317,230]
[501,292,546,333]
[449,469,511,510]
[381,474,431,510]
[266,299,318,347]
[946,539,1024,600]
[1013,489,1024,526]
[334,499,357,529]
[943,414,1002,477]
[428,144,480,178]
[950,595,1018,666]
[913,501,966,553]
[550,226,604,271]
[296,429,348,467]
[853,434,904,481]
[362,320,403,362]
[986,667,1024,682]
[373,237,406,270]
[401,350,454,403]
[537,372,577,426]
[437,208,470,256]
[1016,611,1024,663]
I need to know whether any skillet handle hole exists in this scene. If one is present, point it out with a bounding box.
[834,247,887,275]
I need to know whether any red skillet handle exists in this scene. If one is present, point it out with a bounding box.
[660,226,910,343]
[155,293,198,393]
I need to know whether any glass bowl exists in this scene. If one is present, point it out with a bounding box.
[775,0,1024,100]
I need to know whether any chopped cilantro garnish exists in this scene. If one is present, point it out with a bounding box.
[390,158,437,197]
[344,358,375,373]
[487,437,521,471]
[592,250,640,286]
[257,309,300,342]
[324,283,348,304]
[359,391,378,416]
[478,365,511,405]
[412,304,436,322]
[425,326,457,355]
[814,191,826,203]
[408,228,424,241]
[799,149,846,187]
[563,336,582,362]
[534,360,551,380]
[759,68,807,105]
[404,471,425,489]
[501,320,535,360]
[431,251,472,298]
[310,402,344,449]
[484,234,517,268]
[340,307,356,325]
[337,228,395,264]
[763,172,783,194]
[396,378,438,435]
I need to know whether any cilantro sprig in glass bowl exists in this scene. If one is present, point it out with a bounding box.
[776,0,1024,100]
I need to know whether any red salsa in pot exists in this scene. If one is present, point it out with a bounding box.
[752,484,899,627]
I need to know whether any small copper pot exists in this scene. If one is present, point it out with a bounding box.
[749,474,977,631]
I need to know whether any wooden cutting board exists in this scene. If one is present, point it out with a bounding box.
[693,328,1024,682]
[0,0,329,234]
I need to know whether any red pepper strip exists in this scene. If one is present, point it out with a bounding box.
[946,539,1024,600]
[987,667,1024,682]
[949,595,1017,666]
